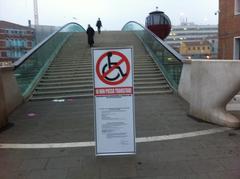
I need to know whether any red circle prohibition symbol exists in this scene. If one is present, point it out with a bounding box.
[96,51,130,85]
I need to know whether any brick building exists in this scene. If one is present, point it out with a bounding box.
[219,0,240,59]
[0,21,35,62]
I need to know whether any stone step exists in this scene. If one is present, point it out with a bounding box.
[42,70,163,78]
[136,84,170,90]
[134,73,163,78]
[37,80,167,90]
[35,84,93,91]
[46,67,157,74]
[46,65,158,73]
[135,81,168,86]
[52,58,153,63]
[34,83,169,95]
[46,68,92,73]
[44,70,92,76]
[134,62,156,65]
[43,69,161,77]
[54,55,151,60]
[30,89,172,101]
[30,93,93,101]
[135,76,165,81]
[35,88,170,98]
[53,59,90,63]
[41,76,92,82]
[42,73,91,79]
[49,64,92,69]
[51,61,91,65]
[50,62,92,67]
[39,80,93,86]
[135,90,172,95]
[134,70,162,75]
[33,88,92,95]
[49,62,154,69]
[39,77,166,86]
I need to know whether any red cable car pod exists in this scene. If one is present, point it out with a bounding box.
[145,10,171,40]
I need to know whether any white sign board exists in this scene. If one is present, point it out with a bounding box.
[92,47,135,156]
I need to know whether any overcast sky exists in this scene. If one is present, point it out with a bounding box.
[0,0,219,30]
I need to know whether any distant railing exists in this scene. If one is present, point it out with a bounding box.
[122,21,184,91]
[14,22,85,98]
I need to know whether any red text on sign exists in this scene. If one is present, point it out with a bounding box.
[95,87,133,96]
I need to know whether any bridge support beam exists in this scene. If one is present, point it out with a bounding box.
[179,60,240,128]
[0,66,23,129]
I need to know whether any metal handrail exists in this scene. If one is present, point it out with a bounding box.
[14,22,85,68]
[13,22,86,98]
[122,21,184,61]
[122,21,184,91]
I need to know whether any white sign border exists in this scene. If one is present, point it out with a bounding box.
[91,46,136,156]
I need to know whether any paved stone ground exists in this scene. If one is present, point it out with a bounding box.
[0,94,240,179]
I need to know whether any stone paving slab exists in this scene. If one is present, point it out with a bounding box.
[0,132,240,179]
[0,94,240,178]
[0,94,215,143]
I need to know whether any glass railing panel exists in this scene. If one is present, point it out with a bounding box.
[14,23,85,97]
[122,21,183,90]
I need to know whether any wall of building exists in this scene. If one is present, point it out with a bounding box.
[0,21,35,62]
[219,0,240,59]
[166,24,218,59]
[180,41,211,59]
[0,21,61,62]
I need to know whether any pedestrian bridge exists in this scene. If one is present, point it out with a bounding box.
[1,21,240,128]
[1,21,183,112]
[15,22,183,100]
[1,21,240,178]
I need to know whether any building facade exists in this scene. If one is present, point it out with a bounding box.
[219,0,240,59]
[166,23,218,59]
[0,21,35,62]
[179,41,212,59]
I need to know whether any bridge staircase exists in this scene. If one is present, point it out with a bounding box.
[31,31,172,100]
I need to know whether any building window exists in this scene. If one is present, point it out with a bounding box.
[153,15,160,24]
[27,41,32,47]
[6,39,10,47]
[1,51,7,57]
[7,51,10,57]
[9,51,15,58]
[235,0,240,15]
[0,40,6,47]
[234,37,240,59]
